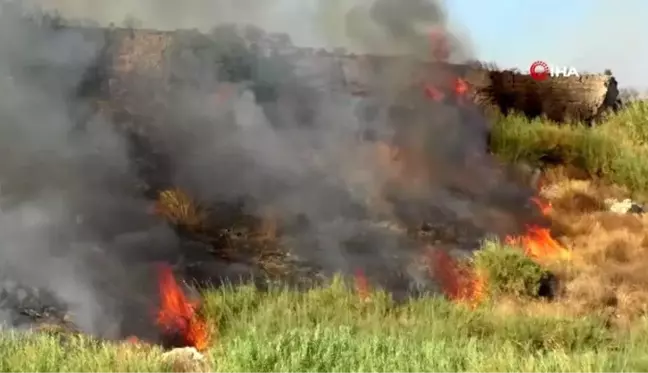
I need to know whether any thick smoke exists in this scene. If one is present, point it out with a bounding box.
[149,0,531,290]
[0,2,179,338]
[0,0,537,340]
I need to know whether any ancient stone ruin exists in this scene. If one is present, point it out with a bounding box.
[63,26,621,125]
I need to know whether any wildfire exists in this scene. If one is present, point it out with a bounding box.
[531,196,552,216]
[505,226,570,262]
[354,269,371,302]
[423,77,469,103]
[156,264,210,352]
[423,28,471,105]
[503,193,569,262]
[454,78,468,96]
[427,249,484,308]
[454,78,469,105]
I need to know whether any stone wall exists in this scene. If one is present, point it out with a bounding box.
[79,27,620,124]
[101,28,173,117]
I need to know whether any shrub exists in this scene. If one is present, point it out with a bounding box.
[473,239,550,298]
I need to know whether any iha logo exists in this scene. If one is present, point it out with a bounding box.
[529,61,579,81]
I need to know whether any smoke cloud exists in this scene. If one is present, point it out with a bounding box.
[0,0,536,341]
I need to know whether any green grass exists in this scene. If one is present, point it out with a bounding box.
[489,101,648,196]
[3,278,648,372]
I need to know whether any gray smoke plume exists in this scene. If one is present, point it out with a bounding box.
[0,0,537,341]
[0,1,180,339]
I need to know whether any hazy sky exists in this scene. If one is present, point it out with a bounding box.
[34,0,648,89]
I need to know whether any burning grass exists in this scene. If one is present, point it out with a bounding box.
[532,171,648,323]
[462,165,648,325]
[156,264,210,352]
[426,249,485,308]
[505,226,571,262]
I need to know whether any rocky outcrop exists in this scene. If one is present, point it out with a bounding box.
[472,70,620,124]
[336,56,620,124]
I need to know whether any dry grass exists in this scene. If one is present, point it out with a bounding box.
[488,167,648,324]
[154,188,207,233]
[154,188,290,277]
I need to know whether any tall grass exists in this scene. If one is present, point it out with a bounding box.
[489,101,648,196]
[3,280,648,372]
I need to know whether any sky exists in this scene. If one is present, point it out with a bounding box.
[445,0,648,89]
[33,0,648,89]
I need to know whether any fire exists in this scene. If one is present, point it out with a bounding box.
[453,78,469,105]
[427,249,484,308]
[354,269,371,301]
[454,78,468,96]
[531,196,552,216]
[504,195,569,261]
[423,79,470,103]
[505,225,570,262]
[423,27,472,105]
[156,264,210,352]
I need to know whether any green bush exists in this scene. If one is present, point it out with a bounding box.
[473,239,549,298]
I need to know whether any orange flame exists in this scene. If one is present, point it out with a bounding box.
[125,335,141,344]
[427,250,484,308]
[354,269,371,301]
[505,225,570,262]
[156,264,210,351]
[453,78,470,106]
[531,197,552,216]
[454,78,469,97]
